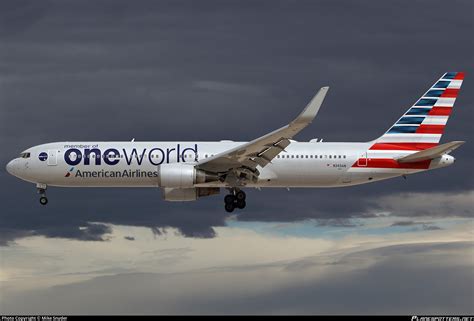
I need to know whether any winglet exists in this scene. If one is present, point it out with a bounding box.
[291,86,329,126]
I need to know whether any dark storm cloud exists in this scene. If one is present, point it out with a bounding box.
[1,0,473,244]
[0,222,111,246]
[3,242,473,314]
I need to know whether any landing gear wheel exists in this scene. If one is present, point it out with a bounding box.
[224,189,247,212]
[236,190,246,201]
[39,196,48,205]
[224,194,235,204]
[236,199,246,209]
[224,202,235,213]
[36,184,48,206]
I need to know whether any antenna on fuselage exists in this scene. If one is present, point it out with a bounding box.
[131,138,135,142]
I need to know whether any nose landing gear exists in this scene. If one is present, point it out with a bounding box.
[37,183,48,205]
[224,189,246,212]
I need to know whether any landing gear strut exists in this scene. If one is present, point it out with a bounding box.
[37,183,48,205]
[224,189,246,212]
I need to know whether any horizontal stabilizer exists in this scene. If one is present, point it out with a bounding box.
[397,141,465,163]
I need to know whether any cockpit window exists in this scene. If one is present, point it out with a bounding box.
[20,152,31,158]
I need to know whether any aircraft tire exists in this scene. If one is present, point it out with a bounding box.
[236,199,246,209]
[225,202,235,213]
[39,196,48,205]
[236,190,246,201]
[224,194,235,204]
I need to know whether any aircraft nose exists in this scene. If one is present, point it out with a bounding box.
[6,159,18,176]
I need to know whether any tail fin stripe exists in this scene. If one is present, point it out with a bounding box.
[433,81,450,88]
[370,143,438,151]
[440,88,460,98]
[416,124,445,134]
[415,98,437,106]
[448,80,463,88]
[388,126,418,134]
[397,117,425,125]
[421,116,448,125]
[377,134,441,143]
[434,98,456,106]
[429,107,452,116]
[442,72,457,79]
[406,108,430,115]
[424,90,444,98]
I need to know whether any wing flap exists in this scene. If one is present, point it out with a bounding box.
[397,141,465,163]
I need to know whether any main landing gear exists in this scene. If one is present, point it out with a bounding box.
[224,189,246,213]
[37,183,48,205]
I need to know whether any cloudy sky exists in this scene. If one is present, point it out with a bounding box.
[1,0,473,314]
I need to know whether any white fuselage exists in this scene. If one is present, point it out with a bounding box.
[6,140,452,189]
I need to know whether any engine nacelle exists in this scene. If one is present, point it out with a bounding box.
[157,163,219,188]
[162,187,220,201]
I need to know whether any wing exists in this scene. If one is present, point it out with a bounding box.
[196,86,329,184]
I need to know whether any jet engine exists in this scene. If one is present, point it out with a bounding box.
[157,163,219,188]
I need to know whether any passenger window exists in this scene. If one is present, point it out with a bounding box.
[291,155,294,158]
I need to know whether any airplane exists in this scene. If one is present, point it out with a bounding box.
[6,72,465,212]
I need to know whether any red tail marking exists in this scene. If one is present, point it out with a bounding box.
[352,158,431,169]
[441,88,459,98]
[416,124,445,134]
[429,107,452,116]
[454,72,465,80]
[370,143,438,151]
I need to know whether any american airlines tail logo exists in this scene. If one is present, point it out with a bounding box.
[65,167,74,177]
[63,144,198,167]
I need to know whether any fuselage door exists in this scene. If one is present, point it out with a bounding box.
[47,149,58,166]
[357,152,368,167]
